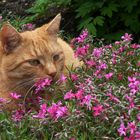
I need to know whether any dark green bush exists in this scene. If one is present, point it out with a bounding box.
[2,0,140,41]
[7,0,140,41]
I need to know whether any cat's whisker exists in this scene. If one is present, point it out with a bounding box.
[23,84,35,107]
[10,77,35,91]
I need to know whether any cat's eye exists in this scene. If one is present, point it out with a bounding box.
[28,59,41,66]
[53,54,60,61]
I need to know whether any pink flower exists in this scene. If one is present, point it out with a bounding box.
[105,72,113,79]
[137,114,140,121]
[10,92,21,100]
[70,38,77,47]
[128,77,137,83]
[0,15,2,21]
[59,74,67,82]
[12,109,25,122]
[136,131,140,139]
[104,44,112,49]
[92,48,103,58]
[127,121,137,135]
[22,23,35,30]
[74,44,89,58]
[64,90,75,100]
[92,105,103,116]
[47,102,68,120]
[47,102,60,118]
[33,103,47,119]
[93,69,101,77]
[86,60,96,68]
[124,135,135,140]
[118,46,125,53]
[127,51,134,56]
[76,29,88,43]
[118,122,127,136]
[124,95,132,102]
[81,95,92,109]
[121,33,133,42]
[56,106,68,119]
[128,100,135,109]
[85,78,92,85]
[0,98,6,103]
[115,41,121,45]
[106,93,120,103]
[75,89,84,100]
[97,62,107,70]
[112,57,117,65]
[131,44,140,49]
[128,76,140,94]
[34,78,52,93]
[137,61,140,67]
[70,74,78,81]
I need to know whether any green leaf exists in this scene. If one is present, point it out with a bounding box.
[93,16,105,26]
[101,3,119,17]
[86,23,97,36]
[121,0,138,13]
[57,0,71,5]
[122,14,140,33]
[94,1,105,8]
[78,17,93,30]
[76,2,94,18]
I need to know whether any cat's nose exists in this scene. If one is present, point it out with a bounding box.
[46,63,57,78]
[48,72,57,78]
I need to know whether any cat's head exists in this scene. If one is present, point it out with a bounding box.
[0,14,65,91]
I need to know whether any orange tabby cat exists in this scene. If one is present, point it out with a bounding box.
[0,14,80,110]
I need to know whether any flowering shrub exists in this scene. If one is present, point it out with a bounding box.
[0,30,140,140]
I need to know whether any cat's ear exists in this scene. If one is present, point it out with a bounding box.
[46,13,61,36]
[0,23,22,54]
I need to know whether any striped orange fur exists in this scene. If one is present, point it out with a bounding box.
[0,14,80,110]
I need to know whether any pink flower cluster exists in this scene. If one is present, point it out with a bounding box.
[121,33,133,42]
[58,74,67,83]
[34,78,52,94]
[0,97,7,111]
[92,105,103,116]
[33,103,47,119]
[118,121,140,139]
[74,44,89,58]
[2,31,139,139]
[10,92,21,99]
[64,87,103,116]
[22,23,35,31]
[12,109,25,122]
[76,29,88,43]
[128,76,140,95]
[33,102,68,120]
[70,32,140,139]
[0,97,6,103]
[92,48,103,58]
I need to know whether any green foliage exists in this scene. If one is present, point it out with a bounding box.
[0,15,26,31]
[24,0,71,23]
[24,0,140,41]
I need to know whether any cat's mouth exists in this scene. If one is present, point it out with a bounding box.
[33,73,61,86]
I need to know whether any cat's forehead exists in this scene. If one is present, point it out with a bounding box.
[21,30,46,41]
[20,31,62,55]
